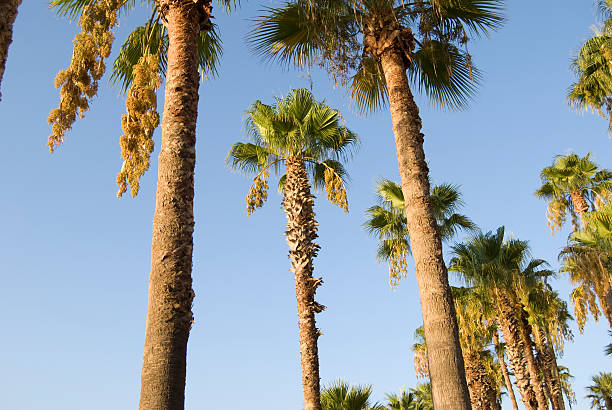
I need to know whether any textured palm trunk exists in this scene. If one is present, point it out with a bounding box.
[493,329,520,410]
[519,311,549,410]
[0,0,21,101]
[496,291,537,410]
[601,288,612,332]
[535,340,561,410]
[138,3,203,409]
[546,343,566,410]
[605,395,612,410]
[283,157,323,410]
[380,48,471,410]
[464,352,500,410]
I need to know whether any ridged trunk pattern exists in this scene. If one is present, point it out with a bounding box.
[464,352,500,410]
[535,340,562,410]
[546,344,566,410]
[380,48,471,410]
[520,312,549,410]
[496,291,537,410]
[493,329,520,410]
[138,3,203,409]
[283,157,323,410]
[0,0,21,101]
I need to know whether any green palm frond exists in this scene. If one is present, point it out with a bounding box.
[408,40,480,109]
[321,380,384,410]
[430,0,505,36]
[111,19,222,92]
[350,57,388,113]
[51,0,147,21]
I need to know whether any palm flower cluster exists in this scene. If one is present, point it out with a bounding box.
[116,53,161,197]
[47,0,120,151]
[246,169,269,216]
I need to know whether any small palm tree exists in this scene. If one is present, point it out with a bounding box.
[410,383,434,410]
[321,380,385,410]
[249,1,504,407]
[228,88,357,410]
[364,180,475,286]
[535,153,612,233]
[586,372,612,410]
[0,0,21,101]
[386,390,416,410]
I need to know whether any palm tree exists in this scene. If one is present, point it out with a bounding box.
[450,227,550,410]
[568,0,612,133]
[227,89,357,410]
[386,391,417,410]
[491,328,519,410]
[249,2,504,408]
[410,383,434,410]
[586,372,612,410]
[48,1,227,408]
[321,380,385,410]
[535,153,612,233]
[560,204,612,332]
[0,0,21,101]
[365,180,475,287]
[556,366,577,408]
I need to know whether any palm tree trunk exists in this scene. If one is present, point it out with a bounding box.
[546,344,566,410]
[464,352,500,410]
[519,311,549,410]
[138,3,206,409]
[534,342,556,410]
[284,156,323,410]
[496,292,537,410]
[379,47,471,410]
[0,0,21,101]
[536,339,564,410]
[604,395,612,410]
[570,190,589,228]
[493,329,519,410]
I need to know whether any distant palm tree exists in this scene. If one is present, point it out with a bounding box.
[321,380,385,410]
[386,390,416,410]
[364,180,475,286]
[535,153,612,233]
[249,1,504,407]
[0,0,21,101]
[228,88,357,410]
[586,372,612,410]
[410,383,434,410]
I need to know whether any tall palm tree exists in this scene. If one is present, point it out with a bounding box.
[0,0,21,101]
[535,153,612,233]
[560,204,612,332]
[48,1,227,408]
[227,89,357,410]
[491,328,519,410]
[386,391,417,410]
[365,180,475,286]
[586,372,612,410]
[568,0,612,133]
[321,380,385,410]
[450,227,549,410]
[249,2,504,408]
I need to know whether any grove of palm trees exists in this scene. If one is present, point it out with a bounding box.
[1,1,612,410]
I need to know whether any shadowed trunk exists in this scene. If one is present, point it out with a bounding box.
[535,339,563,410]
[138,3,205,409]
[496,291,537,410]
[546,343,566,410]
[493,329,520,410]
[0,0,21,101]
[602,288,612,332]
[380,47,471,410]
[284,157,323,410]
[464,352,500,410]
[605,395,612,410]
[519,311,549,410]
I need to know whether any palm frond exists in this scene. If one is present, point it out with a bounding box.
[350,56,389,113]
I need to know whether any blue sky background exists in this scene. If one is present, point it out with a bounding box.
[1,1,611,409]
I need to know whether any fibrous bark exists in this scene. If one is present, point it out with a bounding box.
[0,0,21,101]
[493,329,519,410]
[139,2,208,409]
[519,311,549,410]
[380,46,471,410]
[284,157,323,410]
[496,292,537,410]
[535,340,563,410]
[464,352,500,410]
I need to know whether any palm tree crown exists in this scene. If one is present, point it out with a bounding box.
[535,153,612,233]
[364,179,475,286]
[586,372,612,410]
[321,380,385,410]
[228,88,357,213]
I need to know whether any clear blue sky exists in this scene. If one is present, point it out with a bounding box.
[1,1,611,409]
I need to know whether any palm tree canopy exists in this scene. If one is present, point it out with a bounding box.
[535,152,612,233]
[385,390,416,410]
[321,380,384,410]
[586,372,612,409]
[364,179,476,285]
[408,383,434,410]
[227,88,358,214]
[249,0,503,112]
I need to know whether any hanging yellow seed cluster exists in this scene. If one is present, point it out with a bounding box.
[413,346,429,379]
[388,243,408,288]
[246,170,269,216]
[47,0,120,152]
[570,284,599,333]
[546,200,566,234]
[116,54,161,197]
[324,167,348,212]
